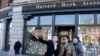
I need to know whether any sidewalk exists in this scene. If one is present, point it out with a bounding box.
[0,51,28,56]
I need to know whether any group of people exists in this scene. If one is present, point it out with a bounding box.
[33,35,83,56]
[14,36,83,56]
[10,26,84,56]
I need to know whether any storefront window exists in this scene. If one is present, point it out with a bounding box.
[55,15,75,25]
[78,26,100,45]
[26,26,52,55]
[40,16,52,25]
[97,14,100,24]
[27,16,38,25]
[8,11,12,16]
[78,26,100,53]
[79,14,94,25]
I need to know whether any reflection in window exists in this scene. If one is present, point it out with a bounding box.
[79,14,94,24]
[27,17,38,25]
[97,14,100,24]
[78,26,100,56]
[78,26,100,50]
[26,27,52,55]
[55,15,75,25]
[40,16,52,25]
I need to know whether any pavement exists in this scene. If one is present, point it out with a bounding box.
[0,51,100,56]
[0,52,28,56]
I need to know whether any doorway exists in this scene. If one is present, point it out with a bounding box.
[5,19,12,52]
[55,26,75,42]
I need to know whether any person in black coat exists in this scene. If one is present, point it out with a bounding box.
[37,36,59,56]
[14,40,22,55]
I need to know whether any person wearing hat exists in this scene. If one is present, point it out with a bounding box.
[73,36,83,56]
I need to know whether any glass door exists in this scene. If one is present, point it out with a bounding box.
[55,26,75,43]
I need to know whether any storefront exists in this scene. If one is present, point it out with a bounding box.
[22,0,100,55]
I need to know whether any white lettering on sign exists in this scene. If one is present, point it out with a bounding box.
[83,1,100,5]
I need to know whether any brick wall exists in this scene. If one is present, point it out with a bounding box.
[1,0,12,9]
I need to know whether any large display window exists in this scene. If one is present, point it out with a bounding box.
[78,26,100,46]
[78,26,100,55]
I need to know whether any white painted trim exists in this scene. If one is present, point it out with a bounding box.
[10,0,56,6]
[0,6,12,13]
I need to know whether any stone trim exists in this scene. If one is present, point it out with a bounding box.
[0,6,12,13]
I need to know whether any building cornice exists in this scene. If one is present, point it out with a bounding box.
[0,6,12,13]
[11,0,96,6]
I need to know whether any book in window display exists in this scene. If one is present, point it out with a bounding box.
[43,31,48,40]
[69,29,72,41]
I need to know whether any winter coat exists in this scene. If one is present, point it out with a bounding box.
[38,38,59,56]
[59,43,76,56]
[14,41,21,51]
[73,42,83,56]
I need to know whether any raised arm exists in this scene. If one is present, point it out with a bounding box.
[38,37,48,44]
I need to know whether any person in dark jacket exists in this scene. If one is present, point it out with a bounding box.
[37,36,59,56]
[73,36,83,56]
[14,40,22,55]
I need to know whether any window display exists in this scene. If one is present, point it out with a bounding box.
[78,26,100,56]
[78,26,100,46]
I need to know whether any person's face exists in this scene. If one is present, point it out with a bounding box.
[52,36,58,42]
[73,38,78,43]
[61,37,64,44]
[63,37,69,44]
[61,37,68,44]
